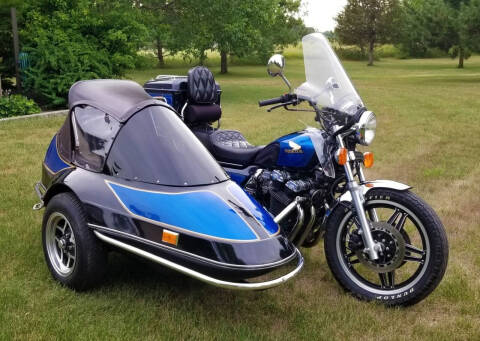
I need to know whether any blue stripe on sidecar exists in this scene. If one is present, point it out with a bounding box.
[227,184,279,235]
[107,182,259,241]
[44,135,71,173]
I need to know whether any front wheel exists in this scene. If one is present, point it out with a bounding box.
[324,188,448,306]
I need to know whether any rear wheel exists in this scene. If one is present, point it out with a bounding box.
[324,188,448,306]
[42,192,107,290]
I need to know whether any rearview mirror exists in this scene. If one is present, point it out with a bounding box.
[267,54,285,77]
[267,54,292,93]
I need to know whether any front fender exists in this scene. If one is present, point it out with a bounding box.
[339,180,411,203]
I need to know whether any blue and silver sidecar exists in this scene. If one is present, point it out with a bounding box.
[34,79,303,291]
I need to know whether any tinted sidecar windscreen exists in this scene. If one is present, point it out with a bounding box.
[106,106,228,186]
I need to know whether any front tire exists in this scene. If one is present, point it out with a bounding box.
[42,192,107,290]
[324,188,448,306]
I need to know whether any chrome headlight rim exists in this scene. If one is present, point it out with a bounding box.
[356,111,376,146]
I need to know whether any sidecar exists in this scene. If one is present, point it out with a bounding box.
[34,79,302,291]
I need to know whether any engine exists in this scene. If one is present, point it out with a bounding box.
[245,168,329,239]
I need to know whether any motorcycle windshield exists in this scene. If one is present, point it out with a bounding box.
[295,33,364,116]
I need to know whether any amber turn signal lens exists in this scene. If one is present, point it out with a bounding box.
[337,148,348,165]
[162,229,179,246]
[363,152,374,168]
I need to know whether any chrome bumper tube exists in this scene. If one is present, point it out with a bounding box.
[94,231,304,291]
[33,182,46,210]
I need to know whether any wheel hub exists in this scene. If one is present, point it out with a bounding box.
[355,222,406,273]
[58,238,67,250]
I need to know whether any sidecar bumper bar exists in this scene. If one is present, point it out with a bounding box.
[94,231,304,290]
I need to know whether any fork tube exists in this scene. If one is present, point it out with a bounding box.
[357,166,379,222]
[336,136,379,260]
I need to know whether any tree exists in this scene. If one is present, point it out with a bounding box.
[335,0,401,66]
[459,0,480,58]
[20,0,148,106]
[0,0,23,91]
[170,0,305,73]
[135,0,177,67]
[399,0,478,68]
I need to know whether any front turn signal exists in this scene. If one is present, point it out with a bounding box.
[363,152,374,168]
[336,148,348,165]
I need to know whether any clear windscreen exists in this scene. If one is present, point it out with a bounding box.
[295,33,364,116]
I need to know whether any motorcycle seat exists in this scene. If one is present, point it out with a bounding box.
[210,130,263,166]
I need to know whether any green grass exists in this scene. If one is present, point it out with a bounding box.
[1,55,480,340]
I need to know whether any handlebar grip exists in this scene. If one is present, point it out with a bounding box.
[258,96,285,107]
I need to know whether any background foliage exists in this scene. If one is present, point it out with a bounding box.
[0,94,41,118]
[20,0,148,107]
[0,0,479,109]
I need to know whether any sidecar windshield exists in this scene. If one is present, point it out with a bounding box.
[106,105,228,186]
[295,33,364,116]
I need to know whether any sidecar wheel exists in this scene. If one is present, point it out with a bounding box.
[324,188,448,306]
[42,192,107,290]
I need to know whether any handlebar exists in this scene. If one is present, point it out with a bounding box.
[258,94,294,107]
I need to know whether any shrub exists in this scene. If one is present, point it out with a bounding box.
[135,53,158,70]
[21,0,148,108]
[376,44,402,58]
[0,95,41,118]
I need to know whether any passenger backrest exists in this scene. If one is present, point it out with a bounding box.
[187,66,218,104]
[184,67,222,124]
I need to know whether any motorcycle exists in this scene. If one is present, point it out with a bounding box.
[144,33,448,305]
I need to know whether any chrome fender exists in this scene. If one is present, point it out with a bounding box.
[339,180,411,203]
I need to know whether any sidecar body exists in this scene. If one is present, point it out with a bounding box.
[35,80,302,290]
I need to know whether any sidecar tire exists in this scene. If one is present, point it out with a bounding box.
[42,192,107,291]
[324,188,448,306]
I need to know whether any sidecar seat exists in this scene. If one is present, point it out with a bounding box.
[185,66,263,166]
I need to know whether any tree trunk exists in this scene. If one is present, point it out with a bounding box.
[156,38,164,67]
[367,40,374,66]
[199,50,206,65]
[11,7,21,91]
[220,51,228,74]
[458,47,464,69]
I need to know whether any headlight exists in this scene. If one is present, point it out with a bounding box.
[356,111,376,145]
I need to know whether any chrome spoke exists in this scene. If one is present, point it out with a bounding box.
[396,213,408,231]
[387,209,401,225]
[379,271,395,288]
[405,244,425,256]
[345,251,360,266]
[404,255,424,263]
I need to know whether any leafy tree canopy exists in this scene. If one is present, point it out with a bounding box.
[20,0,148,106]
[335,0,402,66]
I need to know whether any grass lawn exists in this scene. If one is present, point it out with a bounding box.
[1,55,480,340]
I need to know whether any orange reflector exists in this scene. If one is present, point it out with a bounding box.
[162,229,179,246]
[337,148,348,165]
[363,152,374,168]
[365,183,374,188]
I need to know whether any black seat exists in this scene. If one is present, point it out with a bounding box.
[210,130,263,166]
[185,66,263,166]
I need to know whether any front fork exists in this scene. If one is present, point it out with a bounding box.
[336,136,380,260]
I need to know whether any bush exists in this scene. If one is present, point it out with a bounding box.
[135,53,158,69]
[376,44,402,58]
[334,45,369,61]
[21,0,148,108]
[0,95,41,118]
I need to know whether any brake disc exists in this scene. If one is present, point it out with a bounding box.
[355,222,406,273]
